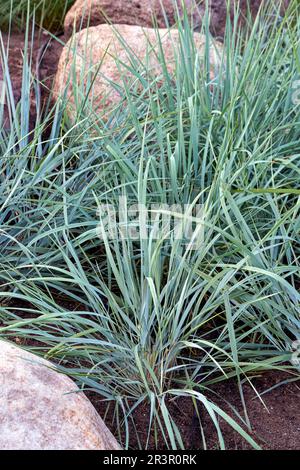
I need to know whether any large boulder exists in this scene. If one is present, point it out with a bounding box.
[0,340,121,450]
[64,0,291,38]
[54,24,223,119]
[64,0,201,37]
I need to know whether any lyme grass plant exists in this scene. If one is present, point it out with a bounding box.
[0,0,299,449]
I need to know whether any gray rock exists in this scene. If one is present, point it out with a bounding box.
[0,340,121,450]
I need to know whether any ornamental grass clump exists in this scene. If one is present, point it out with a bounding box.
[0,0,299,449]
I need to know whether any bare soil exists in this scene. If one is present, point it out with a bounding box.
[205,0,290,37]
[0,30,64,129]
[87,370,300,450]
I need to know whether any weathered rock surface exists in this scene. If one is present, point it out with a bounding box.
[64,0,291,38]
[0,340,121,450]
[64,0,202,37]
[54,24,223,118]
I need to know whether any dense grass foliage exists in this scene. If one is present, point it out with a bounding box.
[0,0,74,31]
[0,1,299,449]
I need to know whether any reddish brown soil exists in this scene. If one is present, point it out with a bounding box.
[87,370,300,450]
[0,30,64,128]
[205,0,290,37]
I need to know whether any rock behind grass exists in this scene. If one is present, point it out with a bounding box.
[0,340,121,450]
[54,24,223,120]
[64,0,201,37]
[64,0,291,38]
